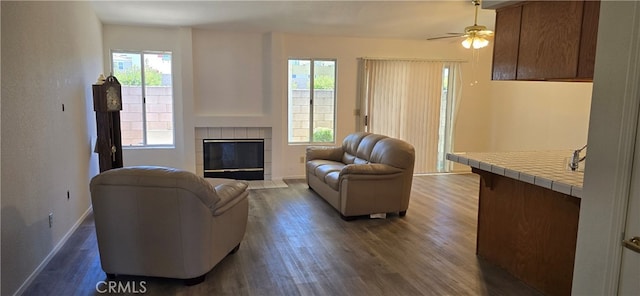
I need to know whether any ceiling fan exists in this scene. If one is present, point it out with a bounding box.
[427,0,494,49]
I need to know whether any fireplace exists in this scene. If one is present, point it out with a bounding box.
[203,139,264,180]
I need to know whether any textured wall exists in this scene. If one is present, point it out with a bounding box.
[102,25,194,171]
[184,30,494,178]
[1,2,103,294]
[487,81,592,152]
[279,34,493,177]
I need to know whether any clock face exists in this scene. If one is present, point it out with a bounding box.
[106,86,121,111]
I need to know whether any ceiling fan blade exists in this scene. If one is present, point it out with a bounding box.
[428,1,495,43]
[427,34,464,40]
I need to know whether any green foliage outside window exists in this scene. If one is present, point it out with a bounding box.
[313,127,334,142]
[114,65,163,86]
[314,75,334,89]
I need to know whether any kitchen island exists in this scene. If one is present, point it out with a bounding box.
[447,151,583,296]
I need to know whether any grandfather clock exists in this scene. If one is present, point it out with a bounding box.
[93,75,124,172]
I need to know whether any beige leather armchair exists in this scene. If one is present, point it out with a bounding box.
[306,132,415,220]
[90,166,249,285]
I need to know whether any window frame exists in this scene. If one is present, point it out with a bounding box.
[110,49,175,149]
[287,58,337,145]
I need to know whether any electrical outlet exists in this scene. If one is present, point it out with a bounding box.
[49,213,53,228]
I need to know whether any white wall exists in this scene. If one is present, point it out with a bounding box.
[166,29,493,179]
[278,35,592,175]
[278,34,493,177]
[193,30,267,116]
[102,25,196,172]
[103,25,592,179]
[1,2,103,295]
[487,81,592,151]
[449,75,592,173]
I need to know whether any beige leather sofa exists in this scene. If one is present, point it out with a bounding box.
[89,166,249,285]
[306,132,415,220]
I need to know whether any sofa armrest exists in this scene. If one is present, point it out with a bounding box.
[212,181,249,216]
[341,163,403,176]
[306,146,344,162]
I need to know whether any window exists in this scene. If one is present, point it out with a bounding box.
[288,59,336,144]
[437,65,455,172]
[112,51,174,147]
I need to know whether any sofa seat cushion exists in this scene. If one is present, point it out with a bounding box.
[324,171,341,190]
[307,160,343,190]
[307,160,343,176]
[314,162,344,179]
[307,159,338,175]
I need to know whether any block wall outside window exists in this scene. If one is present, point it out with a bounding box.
[289,90,334,143]
[120,86,173,146]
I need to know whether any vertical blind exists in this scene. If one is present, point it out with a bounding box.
[360,59,461,174]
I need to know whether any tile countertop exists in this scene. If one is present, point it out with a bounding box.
[446,151,584,198]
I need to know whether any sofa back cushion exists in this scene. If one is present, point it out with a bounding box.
[356,134,388,162]
[90,166,220,207]
[370,138,415,169]
[340,132,415,169]
[341,132,370,164]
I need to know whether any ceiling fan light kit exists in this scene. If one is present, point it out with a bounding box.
[428,0,493,49]
[462,34,490,49]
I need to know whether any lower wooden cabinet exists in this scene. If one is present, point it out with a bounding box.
[473,168,580,296]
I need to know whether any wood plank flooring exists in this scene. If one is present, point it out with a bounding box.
[23,174,542,296]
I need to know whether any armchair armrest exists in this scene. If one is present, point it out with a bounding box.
[341,163,403,175]
[306,146,344,162]
[212,181,249,216]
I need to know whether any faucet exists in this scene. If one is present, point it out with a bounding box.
[569,144,587,171]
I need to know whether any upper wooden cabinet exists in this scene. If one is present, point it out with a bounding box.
[491,0,600,81]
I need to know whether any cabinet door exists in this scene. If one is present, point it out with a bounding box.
[492,5,522,80]
[577,0,600,79]
[517,1,584,80]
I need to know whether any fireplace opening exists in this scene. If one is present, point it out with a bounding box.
[203,139,264,180]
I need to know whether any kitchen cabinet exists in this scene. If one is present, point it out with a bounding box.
[492,4,522,80]
[473,168,580,296]
[491,0,600,81]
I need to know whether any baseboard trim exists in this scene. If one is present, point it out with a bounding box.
[12,206,93,296]
[413,172,473,176]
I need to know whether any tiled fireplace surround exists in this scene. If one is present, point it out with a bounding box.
[195,127,273,180]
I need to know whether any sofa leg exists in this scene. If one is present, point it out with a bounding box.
[341,214,357,221]
[399,210,407,217]
[184,275,206,286]
[229,243,241,254]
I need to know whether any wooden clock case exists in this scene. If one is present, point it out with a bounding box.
[92,75,124,172]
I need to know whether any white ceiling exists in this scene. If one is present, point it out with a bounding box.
[90,0,496,40]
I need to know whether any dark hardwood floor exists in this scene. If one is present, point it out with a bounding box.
[23,174,542,296]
